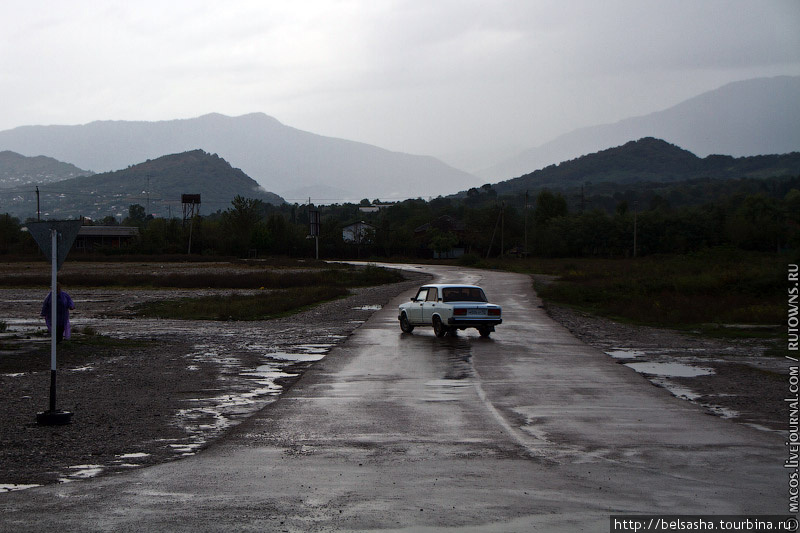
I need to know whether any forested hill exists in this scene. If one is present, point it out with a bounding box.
[492,138,800,195]
[12,150,284,220]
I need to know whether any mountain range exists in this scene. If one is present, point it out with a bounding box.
[491,137,800,196]
[0,113,481,202]
[4,150,284,220]
[3,137,798,221]
[481,76,800,180]
[0,75,796,206]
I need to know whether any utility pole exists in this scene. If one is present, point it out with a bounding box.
[524,191,528,257]
[633,201,638,258]
[308,198,320,260]
[486,202,504,260]
[36,186,40,221]
[500,201,505,259]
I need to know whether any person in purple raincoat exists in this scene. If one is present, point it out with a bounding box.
[40,284,75,343]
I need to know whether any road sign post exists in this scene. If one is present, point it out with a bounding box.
[27,220,82,425]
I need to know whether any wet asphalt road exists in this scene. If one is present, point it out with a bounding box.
[0,265,788,532]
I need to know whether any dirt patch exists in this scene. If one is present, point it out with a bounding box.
[0,263,430,489]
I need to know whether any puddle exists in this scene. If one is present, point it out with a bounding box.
[60,464,104,481]
[625,362,714,378]
[641,371,743,423]
[173,359,299,453]
[295,344,333,354]
[0,484,41,493]
[241,343,335,363]
[267,352,324,363]
[169,441,204,456]
[111,453,150,467]
[651,378,702,401]
[704,404,739,419]
[352,305,382,311]
[264,344,332,363]
[1,318,44,325]
[116,452,150,459]
[606,349,646,359]
[239,365,297,387]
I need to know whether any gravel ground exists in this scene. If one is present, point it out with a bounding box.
[0,263,790,492]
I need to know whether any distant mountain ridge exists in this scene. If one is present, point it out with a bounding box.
[492,137,800,196]
[7,150,284,220]
[0,113,481,201]
[0,150,92,188]
[482,76,800,180]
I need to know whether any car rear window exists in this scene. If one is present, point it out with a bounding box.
[442,287,487,302]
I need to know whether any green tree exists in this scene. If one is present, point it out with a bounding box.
[428,229,459,257]
[534,190,568,226]
[124,204,147,226]
[725,194,785,251]
[0,214,21,254]
[223,196,265,255]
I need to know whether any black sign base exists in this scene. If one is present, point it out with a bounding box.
[36,410,73,426]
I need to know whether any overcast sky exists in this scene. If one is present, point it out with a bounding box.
[1,0,799,171]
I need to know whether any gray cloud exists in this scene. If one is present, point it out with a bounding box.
[0,0,798,171]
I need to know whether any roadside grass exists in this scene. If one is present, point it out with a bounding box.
[0,264,403,289]
[0,261,402,323]
[473,248,788,335]
[132,286,350,320]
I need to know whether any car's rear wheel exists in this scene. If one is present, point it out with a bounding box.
[478,326,492,338]
[432,316,447,338]
[399,313,414,333]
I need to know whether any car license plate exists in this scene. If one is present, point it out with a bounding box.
[467,309,485,316]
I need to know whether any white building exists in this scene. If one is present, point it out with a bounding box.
[342,221,376,244]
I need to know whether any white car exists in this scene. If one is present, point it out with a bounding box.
[398,284,502,337]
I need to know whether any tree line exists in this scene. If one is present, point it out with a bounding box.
[1,175,798,259]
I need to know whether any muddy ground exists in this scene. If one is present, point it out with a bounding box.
[0,261,791,491]
[0,261,430,489]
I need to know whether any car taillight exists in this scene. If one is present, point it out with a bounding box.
[488,308,500,316]
[454,308,467,316]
